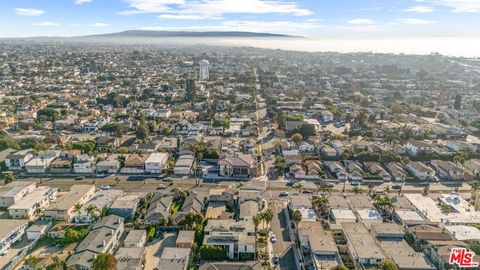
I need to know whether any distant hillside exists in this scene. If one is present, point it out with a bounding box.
[79,30,295,38]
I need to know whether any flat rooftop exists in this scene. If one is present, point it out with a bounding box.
[342,222,385,260]
[46,185,94,211]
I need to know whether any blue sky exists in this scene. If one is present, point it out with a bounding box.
[1,0,480,38]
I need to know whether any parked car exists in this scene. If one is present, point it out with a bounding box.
[270,234,277,243]
[157,184,167,190]
[100,185,111,190]
[279,191,289,197]
[272,256,279,265]
[75,176,85,180]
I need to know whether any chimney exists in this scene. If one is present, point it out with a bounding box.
[102,240,106,247]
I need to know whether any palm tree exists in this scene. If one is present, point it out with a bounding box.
[384,186,391,195]
[295,183,303,194]
[352,186,362,195]
[261,208,274,231]
[24,256,41,270]
[317,182,332,196]
[86,205,99,222]
[253,214,261,233]
[470,181,480,200]
[312,196,329,216]
[50,256,65,270]
[423,184,430,196]
[72,202,82,219]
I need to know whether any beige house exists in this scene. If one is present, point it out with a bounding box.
[8,186,57,220]
[44,185,95,221]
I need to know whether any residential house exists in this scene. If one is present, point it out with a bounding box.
[174,154,195,175]
[121,153,149,174]
[75,189,123,223]
[176,230,195,249]
[430,160,464,181]
[144,152,169,174]
[387,162,407,182]
[406,162,436,181]
[0,219,29,256]
[109,194,140,221]
[66,215,124,270]
[298,221,341,269]
[144,194,173,224]
[157,247,191,270]
[96,154,127,174]
[115,247,145,270]
[406,140,433,156]
[8,186,57,220]
[44,185,95,221]
[324,161,348,180]
[124,230,147,248]
[4,149,33,171]
[0,181,36,207]
[218,154,256,179]
[364,162,392,182]
[181,191,206,215]
[73,154,95,174]
[25,150,60,173]
[203,220,256,260]
[342,222,386,267]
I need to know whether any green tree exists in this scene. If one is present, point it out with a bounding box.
[136,122,149,141]
[352,186,362,195]
[178,212,204,230]
[261,208,274,230]
[312,196,329,216]
[24,256,41,270]
[291,133,303,142]
[49,256,65,270]
[292,209,302,225]
[332,265,348,270]
[381,258,399,270]
[101,122,125,137]
[91,253,117,270]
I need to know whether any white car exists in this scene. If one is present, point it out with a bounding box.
[100,185,111,190]
[270,234,277,243]
[279,191,289,197]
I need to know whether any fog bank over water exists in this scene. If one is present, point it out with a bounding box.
[214,37,480,57]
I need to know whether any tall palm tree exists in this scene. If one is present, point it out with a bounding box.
[470,181,480,200]
[352,186,362,195]
[72,202,83,219]
[312,196,329,216]
[86,205,99,222]
[24,256,41,270]
[261,208,274,230]
[318,182,332,196]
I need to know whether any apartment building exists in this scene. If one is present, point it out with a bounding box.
[0,181,36,207]
[8,186,57,220]
[44,185,95,221]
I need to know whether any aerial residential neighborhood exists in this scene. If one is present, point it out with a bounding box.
[1,3,480,268]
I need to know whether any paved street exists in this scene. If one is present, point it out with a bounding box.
[270,200,297,270]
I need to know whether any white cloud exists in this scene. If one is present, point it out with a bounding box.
[33,22,60,26]
[402,6,435,13]
[120,0,312,17]
[75,0,93,4]
[15,8,45,16]
[396,18,435,24]
[143,19,322,34]
[421,0,480,12]
[347,18,376,25]
[88,22,109,27]
[158,14,222,20]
